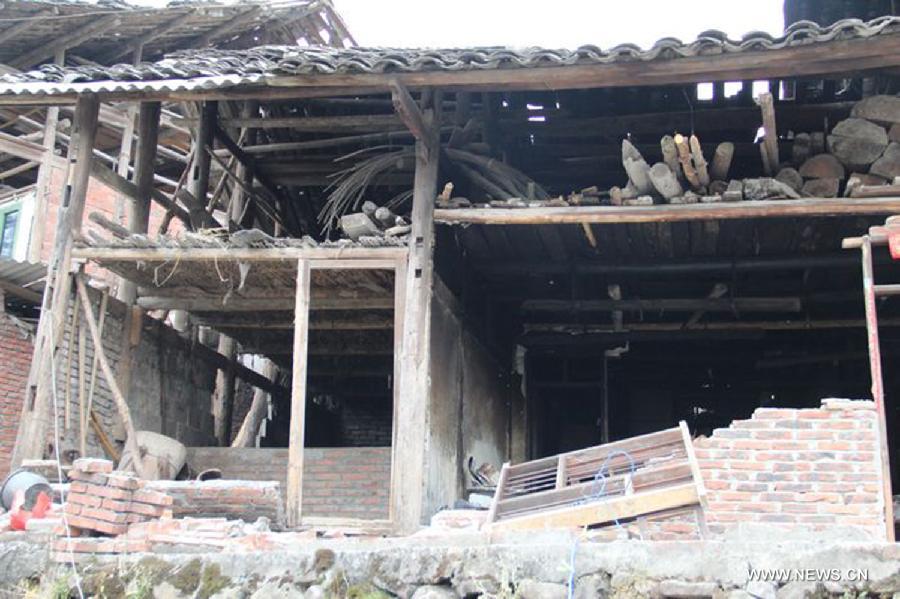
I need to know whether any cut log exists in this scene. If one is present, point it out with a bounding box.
[845,172,887,196]
[689,135,710,187]
[743,178,801,201]
[673,134,701,189]
[621,139,653,194]
[709,142,734,181]
[799,154,845,180]
[759,142,773,176]
[792,133,811,166]
[801,178,840,198]
[827,117,889,170]
[850,95,900,127]
[660,135,683,181]
[648,163,683,200]
[890,124,900,144]
[870,142,900,181]
[810,132,825,156]
[775,167,803,193]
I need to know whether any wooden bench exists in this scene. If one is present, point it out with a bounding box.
[486,422,707,532]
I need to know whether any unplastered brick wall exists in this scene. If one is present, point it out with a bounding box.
[0,312,34,478]
[696,398,886,540]
[339,396,392,446]
[52,289,216,458]
[185,446,391,520]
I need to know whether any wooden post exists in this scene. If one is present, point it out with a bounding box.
[232,359,277,448]
[212,336,237,446]
[27,50,65,263]
[188,101,216,229]
[286,259,311,528]
[861,237,896,542]
[392,85,441,533]
[117,101,160,304]
[11,94,100,466]
[112,46,143,229]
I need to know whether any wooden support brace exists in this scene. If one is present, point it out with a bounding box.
[75,275,147,478]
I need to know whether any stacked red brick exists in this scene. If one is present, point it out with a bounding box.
[0,313,34,480]
[60,458,172,537]
[694,398,885,540]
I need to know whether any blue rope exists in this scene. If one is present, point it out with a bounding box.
[567,450,638,599]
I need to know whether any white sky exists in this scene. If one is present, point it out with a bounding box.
[333,0,785,49]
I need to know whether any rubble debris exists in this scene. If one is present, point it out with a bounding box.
[742,178,801,201]
[722,180,743,202]
[624,196,654,206]
[827,117,889,170]
[340,212,382,241]
[145,479,285,527]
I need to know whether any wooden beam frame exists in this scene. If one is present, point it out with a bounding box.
[434,197,900,225]
[285,256,406,530]
[12,15,121,70]
[11,94,100,466]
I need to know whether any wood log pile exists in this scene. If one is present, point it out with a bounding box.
[429,93,900,213]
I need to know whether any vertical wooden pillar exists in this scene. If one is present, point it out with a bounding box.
[861,237,895,542]
[11,94,100,466]
[27,50,65,263]
[118,101,160,304]
[392,97,440,533]
[286,259,311,528]
[187,101,216,229]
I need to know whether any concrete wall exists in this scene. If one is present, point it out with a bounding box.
[425,278,526,518]
[0,312,33,478]
[185,446,391,520]
[53,290,217,459]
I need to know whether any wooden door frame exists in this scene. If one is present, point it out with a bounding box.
[285,255,407,530]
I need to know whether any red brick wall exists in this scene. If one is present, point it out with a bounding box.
[41,166,172,280]
[185,446,391,521]
[616,399,887,542]
[0,313,34,479]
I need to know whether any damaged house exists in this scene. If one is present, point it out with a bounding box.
[1,2,900,594]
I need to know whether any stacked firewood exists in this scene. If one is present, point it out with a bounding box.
[613,94,900,206]
[792,94,900,198]
[339,201,410,241]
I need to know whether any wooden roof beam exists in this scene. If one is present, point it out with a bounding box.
[434,197,900,225]
[0,9,55,47]
[12,14,121,70]
[390,80,429,143]
[187,6,262,49]
[103,11,193,63]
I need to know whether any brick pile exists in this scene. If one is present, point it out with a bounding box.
[59,458,173,538]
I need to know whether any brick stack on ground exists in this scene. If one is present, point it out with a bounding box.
[58,458,172,546]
